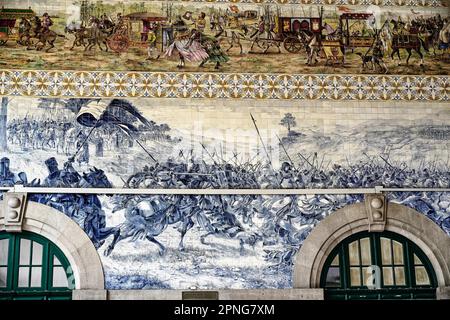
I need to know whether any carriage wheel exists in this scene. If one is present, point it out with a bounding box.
[283,36,302,53]
[107,34,130,53]
[0,32,7,46]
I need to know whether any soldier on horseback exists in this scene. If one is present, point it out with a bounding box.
[30,16,42,37]
[41,13,53,34]
[18,17,31,45]
[25,13,61,52]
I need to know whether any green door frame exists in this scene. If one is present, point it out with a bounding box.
[0,231,73,300]
[320,231,438,300]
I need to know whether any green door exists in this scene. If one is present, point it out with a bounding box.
[0,231,73,300]
[320,231,437,300]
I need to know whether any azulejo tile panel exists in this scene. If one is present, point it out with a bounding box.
[0,70,448,100]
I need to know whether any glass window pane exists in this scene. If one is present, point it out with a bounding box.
[348,240,360,266]
[360,238,371,265]
[0,239,8,265]
[330,254,339,266]
[325,267,340,287]
[393,241,404,265]
[383,267,394,286]
[52,267,68,288]
[32,242,43,265]
[415,266,430,286]
[19,239,31,265]
[0,267,7,288]
[394,267,406,286]
[53,255,62,266]
[30,267,42,287]
[18,267,30,287]
[350,267,361,287]
[381,238,392,265]
[414,254,422,265]
[362,267,373,287]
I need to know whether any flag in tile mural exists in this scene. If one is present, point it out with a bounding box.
[76,99,111,127]
[76,99,151,135]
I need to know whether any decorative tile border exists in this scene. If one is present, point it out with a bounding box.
[0,70,448,101]
[82,0,448,7]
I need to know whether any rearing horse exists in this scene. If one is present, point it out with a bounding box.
[104,195,198,256]
[26,16,63,52]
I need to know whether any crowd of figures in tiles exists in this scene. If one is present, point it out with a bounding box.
[0,97,448,288]
[0,1,449,74]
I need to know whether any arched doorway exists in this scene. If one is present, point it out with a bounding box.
[293,198,450,300]
[1,195,106,299]
[0,231,73,300]
[320,231,437,300]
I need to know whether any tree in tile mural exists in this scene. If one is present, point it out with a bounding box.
[0,96,448,289]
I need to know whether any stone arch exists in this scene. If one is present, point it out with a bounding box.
[0,197,105,291]
[293,200,450,297]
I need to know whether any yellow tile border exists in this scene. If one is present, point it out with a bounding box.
[0,70,448,101]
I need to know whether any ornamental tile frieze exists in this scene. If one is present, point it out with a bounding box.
[0,70,448,100]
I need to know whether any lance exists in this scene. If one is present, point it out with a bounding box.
[134,137,158,163]
[298,152,314,169]
[379,155,393,169]
[243,151,260,170]
[318,153,325,171]
[200,142,218,165]
[323,160,331,172]
[214,147,227,164]
[231,151,241,167]
[119,176,128,187]
[250,113,272,167]
[72,117,100,161]
[276,134,297,171]
[108,113,158,163]
[159,171,213,176]
[362,152,375,166]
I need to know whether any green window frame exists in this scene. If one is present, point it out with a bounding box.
[320,231,437,300]
[0,231,73,300]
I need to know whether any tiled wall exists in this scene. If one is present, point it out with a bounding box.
[0,0,448,290]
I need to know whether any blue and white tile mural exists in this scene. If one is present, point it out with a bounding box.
[0,97,449,289]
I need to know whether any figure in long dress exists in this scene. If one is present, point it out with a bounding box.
[164,16,209,69]
[189,29,229,70]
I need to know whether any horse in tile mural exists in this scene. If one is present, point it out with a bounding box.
[1,2,448,74]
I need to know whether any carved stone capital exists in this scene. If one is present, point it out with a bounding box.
[364,194,387,232]
[2,193,28,232]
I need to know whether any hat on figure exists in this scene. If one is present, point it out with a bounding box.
[45,157,60,178]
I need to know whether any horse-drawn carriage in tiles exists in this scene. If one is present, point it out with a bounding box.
[107,13,168,53]
[0,7,35,46]
[278,15,323,53]
[339,13,375,49]
[317,12,375,65]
